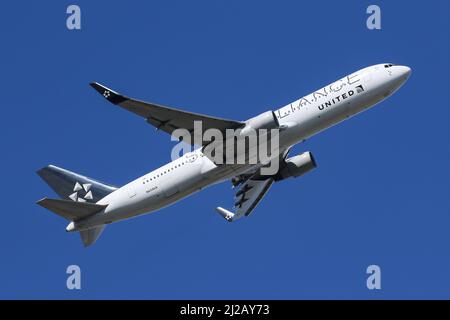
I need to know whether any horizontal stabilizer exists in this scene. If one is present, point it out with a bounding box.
[37,198,107,221]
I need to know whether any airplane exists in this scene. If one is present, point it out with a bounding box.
[37,63,411,246]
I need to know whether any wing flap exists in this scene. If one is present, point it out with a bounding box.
[216,177,274,222]
[235,178,274,218]
[216,147,293,221]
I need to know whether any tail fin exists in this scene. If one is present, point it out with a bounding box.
[37,165,117,203]
[37,165,117,247]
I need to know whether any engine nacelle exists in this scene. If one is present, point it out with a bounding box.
[275,151,317,181]
[240,111,279,135]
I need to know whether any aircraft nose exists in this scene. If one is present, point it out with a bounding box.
[387,65,411,90]
[396,65,412,79]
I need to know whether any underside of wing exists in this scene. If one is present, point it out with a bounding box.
[90,82,244,145]
[215,147,292,221]
[216,177,274,221]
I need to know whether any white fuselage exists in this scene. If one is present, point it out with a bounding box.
[74,64,411,231]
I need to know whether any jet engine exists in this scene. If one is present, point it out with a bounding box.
[275,151,317,181]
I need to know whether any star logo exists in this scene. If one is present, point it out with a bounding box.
[103,90,110,98]
[69,182,94,202]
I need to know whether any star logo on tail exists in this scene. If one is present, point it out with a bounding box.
[69,182,94,202]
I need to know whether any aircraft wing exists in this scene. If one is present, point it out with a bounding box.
[215,147,292,221]
[216,177,274,221]
[90,82,244,145]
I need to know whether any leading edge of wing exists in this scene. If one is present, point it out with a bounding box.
[89,82,244,131]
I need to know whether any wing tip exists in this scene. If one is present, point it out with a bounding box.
[36,197,48,205]
[90,82,128,105]
[215,207,235,222]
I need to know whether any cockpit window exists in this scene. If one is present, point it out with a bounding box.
[384,64,394,68]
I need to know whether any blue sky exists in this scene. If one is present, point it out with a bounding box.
[1,0,449,299]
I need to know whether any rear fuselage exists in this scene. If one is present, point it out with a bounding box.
[72,64,411,231]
